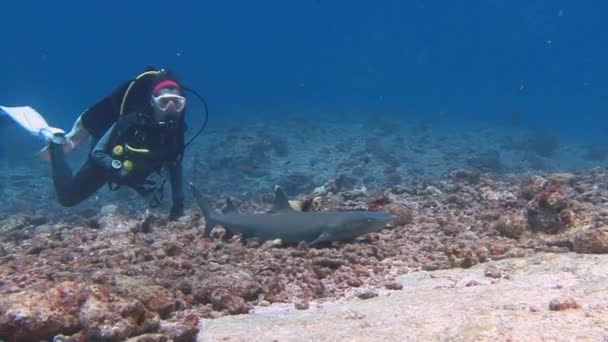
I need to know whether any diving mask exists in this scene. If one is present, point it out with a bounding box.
[152,93,186,113]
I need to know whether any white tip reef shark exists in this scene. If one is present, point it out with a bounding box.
[189,182,396,246]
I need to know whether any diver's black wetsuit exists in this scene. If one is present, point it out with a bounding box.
[48,70,185,219]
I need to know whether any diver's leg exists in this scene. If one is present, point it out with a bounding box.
[168,161,185,219]
[48,142,106,206]
[48,142,74,201]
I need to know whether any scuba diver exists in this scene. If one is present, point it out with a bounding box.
[41,68,192,220]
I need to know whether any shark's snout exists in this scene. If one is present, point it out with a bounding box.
[370,211,397,223]
[344,211,397,236]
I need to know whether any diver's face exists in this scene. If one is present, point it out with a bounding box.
[151,88,186,123]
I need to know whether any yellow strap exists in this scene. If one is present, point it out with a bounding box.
[125,143,150,153]
[119,70,161,115]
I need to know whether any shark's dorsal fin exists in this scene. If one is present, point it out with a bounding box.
[222,198,238,214]
[269,185,295,213]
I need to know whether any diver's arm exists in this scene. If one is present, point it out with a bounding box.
[90,123,118,172]
[167,160,185,220]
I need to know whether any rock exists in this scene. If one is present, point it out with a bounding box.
[385,282,403,290]
[161,241,181,257]
[573,228,608,253]
[312,185,328,196]
[85,218,101,229]
[25,214,47,226]
[34,223,60,235]
[520,175,548,200]
[356,289,378,300]
[0,215,29,233]
[484,265,502,279]
[526,182,571,233]
[193,266,262,305]
[346,276,363,287]
[98,215,132,233]
[342,187,369,201]
[158,314,200,342]
[493,213,526,239]
[548,173,576,186]
[541,186,569,211]
[209,288,252,314]
[0,282,81,339]
[549,296,579,311]
[313,257,347,269]
[115,276,177,319]
[480,188,517,205]
[79,285,160,340]
[52,331,87,341]
[424,186,443,196]
[136,213,153,233]
[294,300,310,310]
[288,200,303,211]
[124,334,170,342]
[0,282,158,341]
[91,270,116,285]
[25,239,48,255]
[261,239,283,249]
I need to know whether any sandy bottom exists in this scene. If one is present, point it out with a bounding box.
[199,252,608,341]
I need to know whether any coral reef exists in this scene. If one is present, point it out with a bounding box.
[1,119,608,339]
[2,166,608,339]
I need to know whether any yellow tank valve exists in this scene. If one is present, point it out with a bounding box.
[112,145,124,157]
[123,160,134,172]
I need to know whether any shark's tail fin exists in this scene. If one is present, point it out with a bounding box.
[189,181,216,237]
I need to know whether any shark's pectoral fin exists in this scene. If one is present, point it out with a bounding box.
[308,232,332,246]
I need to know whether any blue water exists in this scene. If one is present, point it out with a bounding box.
[1,1,607,160]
